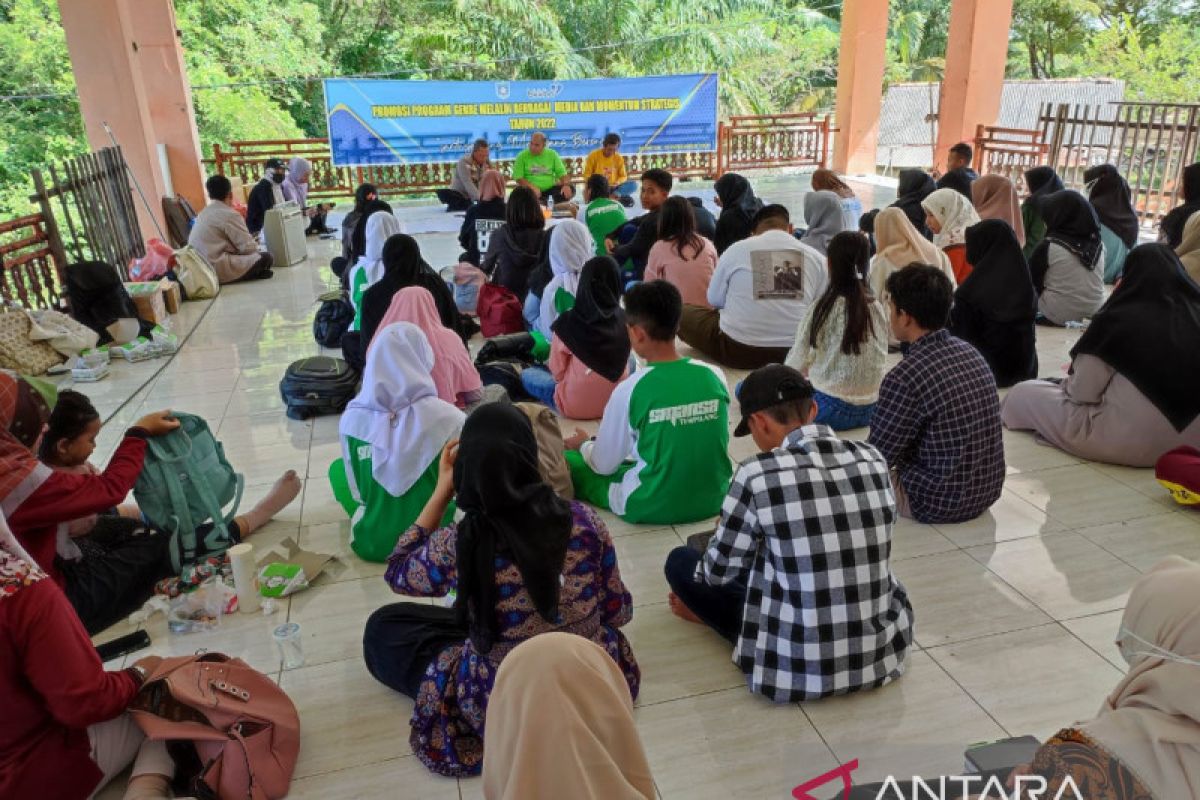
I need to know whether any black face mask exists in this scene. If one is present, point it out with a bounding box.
[270,172,285,184]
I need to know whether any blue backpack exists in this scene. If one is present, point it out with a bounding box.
[133,413,244,571]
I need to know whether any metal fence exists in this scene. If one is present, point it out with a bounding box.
[208,113,832,201]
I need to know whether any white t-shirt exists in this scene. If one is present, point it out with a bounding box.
[707,229,828,348]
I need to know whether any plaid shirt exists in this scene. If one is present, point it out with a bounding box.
[869,329,1005,524]
[696,425,914,703]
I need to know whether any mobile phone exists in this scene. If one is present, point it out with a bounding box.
[95,630,151,663]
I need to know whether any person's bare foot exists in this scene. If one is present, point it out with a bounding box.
[668,592,703,625]
[237,470,302,536]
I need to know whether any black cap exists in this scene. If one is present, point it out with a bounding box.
[265,158,286,170]
[733,364,814,437]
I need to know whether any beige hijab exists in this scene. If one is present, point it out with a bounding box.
[1079,556,1200,800]
[972,174,1026,247]
[482,633,654,800]
[1175,212,1200,285]
[874,206,944,268]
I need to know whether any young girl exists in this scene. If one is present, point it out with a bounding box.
[922,187,981,284]
[786,232,887,430]
[38,390,303,630]
[645,195,717,307]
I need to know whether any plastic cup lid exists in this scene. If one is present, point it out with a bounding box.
[273,622,300,639]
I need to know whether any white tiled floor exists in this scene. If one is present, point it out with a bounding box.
[90,178,1200,799]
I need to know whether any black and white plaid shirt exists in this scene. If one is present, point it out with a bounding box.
[868,329,1005,524]
[695,425,914,703]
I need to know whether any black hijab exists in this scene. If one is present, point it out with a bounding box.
[1024,167,1064,201]
[350,199,394,262]
[1071,244,1200,432]
[1084,165,1139,248]
[550,256,631,382]
[1160,163,1200,248]
[714,173,762,253]
[453,403,572,653]
[353,183,377,213]
[1040,190,1104,268]
[937,167,975,200]
[892,169,936,236]
[359,234,461,345]
[960,220,1036,324]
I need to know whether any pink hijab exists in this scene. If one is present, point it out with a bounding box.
[371,287,481,406]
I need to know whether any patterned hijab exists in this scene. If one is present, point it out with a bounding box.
[0,374,52,518]
[922,188,981,249]
[0,512,43,601]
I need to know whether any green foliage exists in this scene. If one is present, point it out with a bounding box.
[1077,17,1200,103]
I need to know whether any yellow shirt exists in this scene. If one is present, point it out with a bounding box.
[583,149,628,187]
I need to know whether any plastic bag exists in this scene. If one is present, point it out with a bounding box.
[167,577,236,634]
[128,238,175,282]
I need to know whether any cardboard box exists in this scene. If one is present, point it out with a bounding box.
[161,280,182,314]
[255,538,334,597]
[123,281,169,325]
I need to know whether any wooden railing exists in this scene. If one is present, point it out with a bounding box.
[0,213,67,311]
[208,114,832,201]
[972,125,1050,194]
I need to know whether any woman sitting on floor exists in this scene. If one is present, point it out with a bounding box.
[645,195,718,308]
[811,168,863,231]
[347,207,402,330]
[362,402,639,778]
[869,208,954,347]
[1085,164,1140,284]
[712,172,762,255]
[30,386,301,633]
[482,633,655,800]
[950,220,1038,388]
[1174,208,1200,284]
[330,323,464,563]
[537,218,595,338]
[520,256,631,420]
[1159,162,1200,249]
[798,190,845,256]
[1021,166,1064,260]
[373,286,482,408]
[332,183,376,278]
[1002,244,1200,467]
[360,233,466,345]
[971,174,1025,248]
[459,170,507,266]
[481,186,546,299]
[1030,190,1106,326]
[785,232,887,430]
[0,514,178,800]
[922,187,981,284]
[891,169,937,239]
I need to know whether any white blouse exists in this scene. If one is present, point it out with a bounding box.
[786,296,889,406]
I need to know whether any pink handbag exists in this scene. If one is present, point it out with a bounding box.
[130,653,301,800]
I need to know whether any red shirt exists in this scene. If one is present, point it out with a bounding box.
[0,574,139,799]
[9,433,148,589]
[945,244,972,284]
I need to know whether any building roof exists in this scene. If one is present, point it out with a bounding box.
[877,79,1126,169]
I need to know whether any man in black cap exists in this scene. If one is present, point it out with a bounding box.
[663,364,914,703]
[245,157,287,236]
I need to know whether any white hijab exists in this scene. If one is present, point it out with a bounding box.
[538,220,595,337]
[922,187,980,249]
[338,322,465,497]
[358,212,403,287]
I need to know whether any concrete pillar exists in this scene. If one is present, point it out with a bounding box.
[59,0,204,239]
[934,0,1015,173]
[127,1,206,212]
[832,0,889,176]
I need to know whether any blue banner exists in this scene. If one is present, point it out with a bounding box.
[323,73,718,166]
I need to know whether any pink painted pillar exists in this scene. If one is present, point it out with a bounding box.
[832,0,890,175]
[934,0,1015,173]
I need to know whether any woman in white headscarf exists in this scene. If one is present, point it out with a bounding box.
[348,210,404,331]
[1012,555,1200,800]
[798,190,846,255]
[921,187,981,284]
[281,157,331,235]
[329,322,465,562]
[536,219,595,338]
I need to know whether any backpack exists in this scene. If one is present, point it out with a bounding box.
[130,653,301,800]
[475,359,529,401]
[279,356,359,420]
[134,413,245,572]
[514,402,574,499]
[476,281,525,337]
[312,289,354,348]
[174,245,221,300]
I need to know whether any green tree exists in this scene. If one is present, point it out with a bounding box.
[1011,0,1098,78]
[1078,17,1200,103]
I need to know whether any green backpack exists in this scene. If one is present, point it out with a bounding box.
[133,412,245,571]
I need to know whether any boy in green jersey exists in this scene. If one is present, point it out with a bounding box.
[565,280,732,524]
[582,175,627,256]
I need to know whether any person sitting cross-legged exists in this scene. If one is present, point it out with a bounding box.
[664,365,914,703]
[564,280,731,525]
[868,264,1005,524]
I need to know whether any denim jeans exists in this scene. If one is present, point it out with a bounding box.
[663,546,747,644]
[520,366,557,410]
[812,390,875,431]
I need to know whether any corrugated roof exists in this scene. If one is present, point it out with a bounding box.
[877,79,1126,169]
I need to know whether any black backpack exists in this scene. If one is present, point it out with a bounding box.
[279,356,359,420]
[313,289,354,349]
